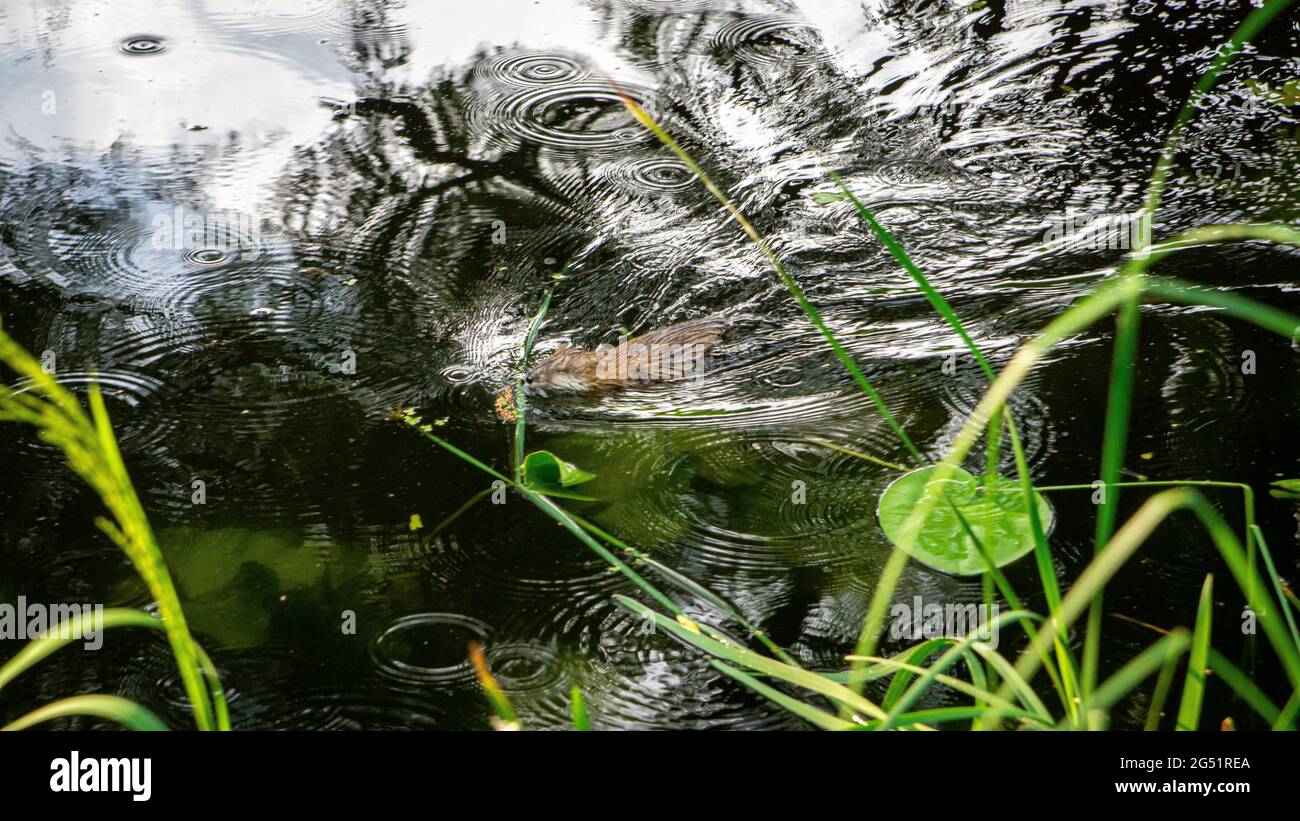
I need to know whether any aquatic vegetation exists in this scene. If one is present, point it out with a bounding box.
[494,385,519,423]
[470,638,592,731]
[520,450,596,496]
[469,641,521,731]
[414,0,1300,730]
[4,0,1295,735]
[0,325,227,731]
[875,466,1054,576]
[147,527,329,649]
[1271,479,1300,501]
[612,0,1300,729]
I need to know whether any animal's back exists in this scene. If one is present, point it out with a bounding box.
[611,317,732,384]
[628,317,732,349]
[523,316,733,395]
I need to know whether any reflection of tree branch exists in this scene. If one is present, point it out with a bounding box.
[332,94,564,204]
[346,96,500,172]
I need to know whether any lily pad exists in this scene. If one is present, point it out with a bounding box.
[876,466,1054,576]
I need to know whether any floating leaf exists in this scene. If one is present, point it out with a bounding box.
[1269,478,1300,500]
[876,466,1054,575]
[522,450,596,490]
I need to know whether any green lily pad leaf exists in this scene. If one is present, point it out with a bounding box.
[523,450,596,490]
[1270,478,1300,500]
[876,466,1054,576]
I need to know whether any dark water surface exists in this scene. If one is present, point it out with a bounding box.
[1,0,1298,729]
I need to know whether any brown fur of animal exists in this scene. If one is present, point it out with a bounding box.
[524,317,731,396]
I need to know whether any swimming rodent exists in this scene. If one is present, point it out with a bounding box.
[524,317,732,396]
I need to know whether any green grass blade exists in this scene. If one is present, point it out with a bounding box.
[1208,648,1282,727]
[613,87,921,461]
[514,287,553,480]
[1176,575,1214,730]
[709,661,857,730]
[567,511,801,667]
[1275,690,1300,730]
[570,686,591,731]
[1250,525,1300,652]
[967,642,1053,725]
[828,172,994,379]
[192,642,230,731]
[850,609,1046,727]
[844,654,1032,721]
[0,328,219,730]
[1084,294,1140,704]
[2,695,168,731]
[1087,631,1190,725]
[828,170,1018,478]
[1143,223,1300,269]
[1144,276,1300,340]
[1004,416,1080,725]
[0,608,160,691]
[881,638,951,711]
[859,706,1047,731]
[0,606,231,731]
[961,646,989,720]
[1145,641,1183,731]
[614,595,888,721]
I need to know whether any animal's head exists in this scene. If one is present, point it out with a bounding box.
[523,345,593,396]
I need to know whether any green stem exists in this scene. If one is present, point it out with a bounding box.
[614,88,922,461]
[1084,296,1141,703]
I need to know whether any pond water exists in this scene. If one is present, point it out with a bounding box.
[1,0,1297,729]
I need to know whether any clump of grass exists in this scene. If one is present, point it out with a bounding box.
[0,324,227,731]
